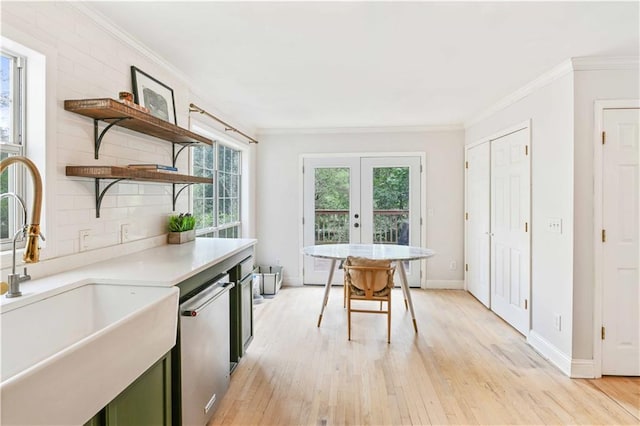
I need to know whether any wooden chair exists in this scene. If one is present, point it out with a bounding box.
[343,256,396,343]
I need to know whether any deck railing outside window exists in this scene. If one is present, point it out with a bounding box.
[314,210,409,245]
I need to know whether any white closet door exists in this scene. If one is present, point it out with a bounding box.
[465,142,491,307]
[602,108,640,376]
[490,128,530,335]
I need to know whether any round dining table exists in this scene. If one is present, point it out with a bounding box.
[302,243,435,332]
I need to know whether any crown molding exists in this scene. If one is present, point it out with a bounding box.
[464,59,574,128]
[257,124,464,136]
[571,56,639,71]
[68,2,191,86]
[465,56,639,129]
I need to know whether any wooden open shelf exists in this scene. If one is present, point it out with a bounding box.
[65,98,214,218]
[66,166,211,217]
[65,166,211,184]
[64,98,213,147]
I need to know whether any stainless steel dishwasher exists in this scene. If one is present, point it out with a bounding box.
[179,274,233,426]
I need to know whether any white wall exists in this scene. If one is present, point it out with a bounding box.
[465,72,576,357]
[1,2,254,280]
[572,68,640,360]
[254,129,465,287]
[465,61,640,374]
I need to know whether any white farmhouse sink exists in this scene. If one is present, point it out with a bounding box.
[0,282,179,425]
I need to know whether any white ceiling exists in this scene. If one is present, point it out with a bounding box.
[87,1,639,131]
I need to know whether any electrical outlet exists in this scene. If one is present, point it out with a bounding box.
[449,260,457,270]
[121,224,130,243]
[79,229,90,252]
[554,314,562,331]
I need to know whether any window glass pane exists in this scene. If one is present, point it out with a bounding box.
[1,150,9,239]
[218,226,239,238]
[1,54,14,143]
[372,167,410,245]
[205,146,214,170]
[314,167,350,244]
[192,184,203,199]
[205,182,213,198]
[231,150,239,174]
[215,144,241,232]
[192,144,214,232]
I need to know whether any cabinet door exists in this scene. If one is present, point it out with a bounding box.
[105,352,172,426]
[240,275,253,352]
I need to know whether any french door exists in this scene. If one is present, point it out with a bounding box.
[303,155,422,286]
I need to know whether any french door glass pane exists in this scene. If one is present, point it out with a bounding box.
[372,167,410,245]
[314,167,350,245]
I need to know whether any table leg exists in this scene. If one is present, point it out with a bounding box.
[397,265,409,310]
[317,259,337,327]
[397,260,418,333]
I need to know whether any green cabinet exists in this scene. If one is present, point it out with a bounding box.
[240,274,253,352]
[230,255,254,369]
[106,352,172,426]
[83,352,172,426]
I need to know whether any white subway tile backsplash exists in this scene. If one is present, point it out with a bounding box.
[1,2,202,268]
[116,182,140,196]
[99,207,129,221]
[55,239,76,258]
[58,54,74,74]
[55,209,88,226]
[56,196,76,211]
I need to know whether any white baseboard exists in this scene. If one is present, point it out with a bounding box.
[527,330,572,376]
[284,276,302,287]
[571,359,596,378]
[424,279,464,289]
[527,331,597,378]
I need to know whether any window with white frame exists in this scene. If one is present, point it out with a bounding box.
[1,49,26,250]
[216,144,241,237]
[192,144,215,233]
[192,142,242,238]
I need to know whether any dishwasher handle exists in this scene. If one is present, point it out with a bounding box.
[181,282,234,317]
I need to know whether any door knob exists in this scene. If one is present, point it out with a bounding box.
[354,214,359,219]
[354,223,360,228]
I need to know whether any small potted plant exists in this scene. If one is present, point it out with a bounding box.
[167,213,196,244]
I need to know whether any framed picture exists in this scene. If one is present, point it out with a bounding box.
[130,66,177,125]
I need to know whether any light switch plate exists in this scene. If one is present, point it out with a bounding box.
[79,229,90,251]
[548,217,562,234]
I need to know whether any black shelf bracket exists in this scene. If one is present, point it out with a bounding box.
[95,178,126,218]
[172,143,198,167]
[172,183,195,211]
[94,118,131,159]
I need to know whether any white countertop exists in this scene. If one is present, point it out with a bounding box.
[1,238,257,313]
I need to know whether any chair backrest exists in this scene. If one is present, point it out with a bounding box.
[344,256,395,298]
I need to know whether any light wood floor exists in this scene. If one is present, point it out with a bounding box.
[209,286,640,425]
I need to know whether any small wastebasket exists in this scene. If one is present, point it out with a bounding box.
[254,265,283,296]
